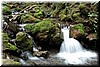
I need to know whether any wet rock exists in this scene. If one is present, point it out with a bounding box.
[15,32,33,51]
[3,16,19,38]
[86,33,97,41]
[33,51,50,58]
[20,51,32,61]
[2,33,21,61]
[31,19,62,49]
[2,33,9,41]
[70,23,85,38]
[2,33,18,51]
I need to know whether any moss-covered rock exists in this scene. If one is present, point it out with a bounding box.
[70,23,85,38]
[3,41,18,51]
[32,19,54,33]
[25,19,62,49]
[2,33,18,51]
[20,14,41,23]
[2,33,9,41]
[3,59,21,65]
[2,6,11,15]
[15,32,33,51]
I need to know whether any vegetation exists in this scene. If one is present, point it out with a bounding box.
[2,2,98,65]
[20,14,41,23]
[2,33,18,51]
[2,6,11,15]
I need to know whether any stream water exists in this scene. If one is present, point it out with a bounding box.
[54,26,98,65]
[18,25,98,65]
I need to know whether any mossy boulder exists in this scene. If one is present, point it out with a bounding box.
[2,6,11,15]
[32,19,55,33]
[3,41,18,51]
[15,32,33,52]
[2,33,9,41]
[2,33,18,51]
[20,14,41,23]
[70,23,85,38]
[25,19,62,49]
[3,59,21,65]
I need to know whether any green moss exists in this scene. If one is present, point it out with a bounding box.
[73,13,80,18]
[2,33,18,51]
[2,6,11,15]
[72,23,85,34]
[2,33,9,41]
[24,24,33,32]
[20,14,41,23]
[32,19,55,33]
[16,32,26,41]
[3,41,17,51]
[59,14,67,21]
[66,14,72,20]
[79,3,85,9]
[15,32,33,51]
[34,11,43,18]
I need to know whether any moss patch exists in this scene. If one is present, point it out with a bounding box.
[2,6,11,15]
[20,14,41,23]
[71,23,85,34]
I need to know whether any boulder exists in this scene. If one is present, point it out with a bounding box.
[28,19,62,49]
[2,33,18,51]
[15,32,33,52]
[33,51,50,58]
[70,23,85,38]
[20,14,41,23]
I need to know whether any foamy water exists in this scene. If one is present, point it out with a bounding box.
[54,26,98,65]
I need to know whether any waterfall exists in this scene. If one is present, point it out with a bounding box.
[60,26,84,53]
[18,24,27,31]
[55,26,98,65]
[6,55,10,59]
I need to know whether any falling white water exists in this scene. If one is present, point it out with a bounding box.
[19,24,27,31]
[55,26,98,65]
[6,55,10,59]
[19,59,26,65]
[26,52,40,60]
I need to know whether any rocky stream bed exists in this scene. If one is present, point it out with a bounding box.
[2,2,99,66]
